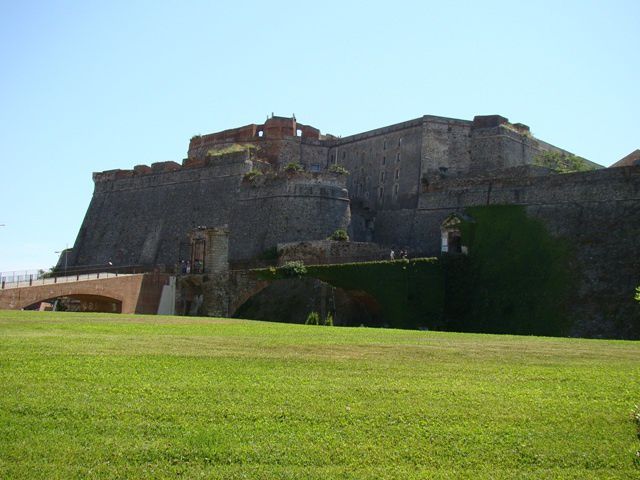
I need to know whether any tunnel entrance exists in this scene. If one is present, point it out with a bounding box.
[233,278,383,326]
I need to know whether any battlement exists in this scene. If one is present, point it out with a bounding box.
[93,151,252,184]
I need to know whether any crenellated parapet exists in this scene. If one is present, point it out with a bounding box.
[92,151,253,186]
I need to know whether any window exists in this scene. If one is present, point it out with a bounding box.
[394,184,399,197]
[382,156,386,166]
[296,129,302,137]
[395,169,400,180]
[310,164,321,172]
[378,187,384,200]
[396,152,400,162]
[383,139,387,150]
[342,151,346,159]
[258,131,264,137]
[380,171,385,182]
[398,137,402,147]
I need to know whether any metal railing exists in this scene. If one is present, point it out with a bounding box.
[0,271,135,290]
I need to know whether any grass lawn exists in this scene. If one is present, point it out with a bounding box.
[0,310,639,479]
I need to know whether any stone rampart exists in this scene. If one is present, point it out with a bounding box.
[373,166,640,338]
[277,240,389,265]
[70,153,252,269]
[229,173,351,262]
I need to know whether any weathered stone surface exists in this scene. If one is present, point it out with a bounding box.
[59,113,639,337]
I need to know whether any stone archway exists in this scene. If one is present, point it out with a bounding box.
[23,294,123,313]
[233,277,384,326]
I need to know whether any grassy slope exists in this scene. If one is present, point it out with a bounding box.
[0,311,638,479]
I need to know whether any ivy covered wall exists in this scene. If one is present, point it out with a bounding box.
[255,205,576,336]
[446,205,573,336]
[258,258,444,330]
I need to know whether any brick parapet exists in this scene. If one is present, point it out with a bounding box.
[93,151,252,192]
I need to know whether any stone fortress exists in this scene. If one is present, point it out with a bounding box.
[64,114,640,337]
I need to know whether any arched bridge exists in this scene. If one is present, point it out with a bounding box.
[0,273,171,314]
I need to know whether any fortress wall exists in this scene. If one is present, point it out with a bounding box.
[469,125,573,174]
[277,240,389,265]
[372,167,640,257]
[229,176,351,262]
[332,122,424,211]
[70,154,252,269]
[420,118,472,179]
[300,140,330,171]
[402,166,640,337]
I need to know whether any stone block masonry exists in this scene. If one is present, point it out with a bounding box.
[60,112,640,337]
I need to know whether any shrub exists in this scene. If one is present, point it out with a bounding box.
[243,169,262,182]
[284,162,303,173]
[305,311,320,325]
[635,286,640,302]
[329,164,350,175]
[329,229,349,241]
[280,261,307,277]
[533,151,596,173]
[324,313,334,326]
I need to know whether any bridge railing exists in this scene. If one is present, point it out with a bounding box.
[0,271,132,290]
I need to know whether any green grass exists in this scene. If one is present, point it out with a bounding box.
[1,311,639,479]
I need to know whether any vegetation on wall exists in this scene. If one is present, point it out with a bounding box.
[329,164,350,175]
[533,151,596,173]
[445,205,573,336]
[284,162,303,173]
[278,261,307,277]
[257,258,444,329]
[254,206,575,335]
[242,168,263,183]
[206,143,255,157]
[329,229,349,241]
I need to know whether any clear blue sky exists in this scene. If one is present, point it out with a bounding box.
[0,0,638,273]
